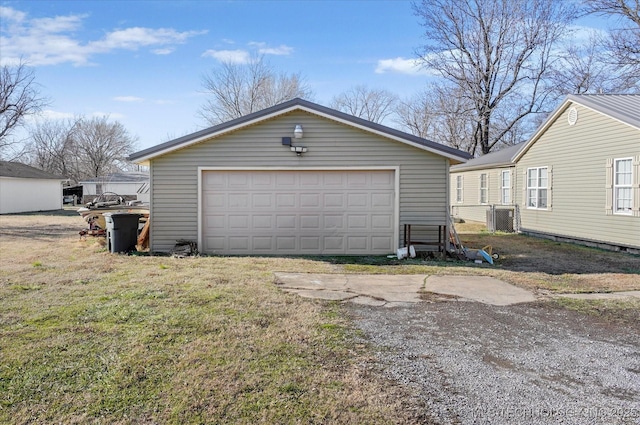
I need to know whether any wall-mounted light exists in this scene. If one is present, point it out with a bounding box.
[294,124,303,139]
[290,146,307,156]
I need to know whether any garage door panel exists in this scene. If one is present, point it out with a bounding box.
[229,193,249,207]
[372,193,393,207]
[347,193,368,206]
[324,236,344,251]
[348,215,367,229]
[300,236,320,250]
[372,236,393,250]
[252,215,272,229]
[276,173,296,186]
[276,193,296,207]
[372,214,393,229]
[372,172,394,186]
[252,236,273,250]
[252,193,272,208]
[300,215,320,229]
[347,236,368,250]
[324,215,344,229]
[300,193,320,207]
[229,173,249,187]
[324,193,344,207]
[202,170,395,255]
[277,236,295,250]
[205,193,226,208]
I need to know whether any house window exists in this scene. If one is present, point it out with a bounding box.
[501,170,510,205]
[614,158,633,214]
[95,183,103,195]
[479,173,488,204]
[527,167,548,209]
[456,175,463,203]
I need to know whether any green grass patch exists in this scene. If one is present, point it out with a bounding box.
[0,252,409,424]
[551,297,640,325]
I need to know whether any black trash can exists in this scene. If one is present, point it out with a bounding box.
[104,213,141,253]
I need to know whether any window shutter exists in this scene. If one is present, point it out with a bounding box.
[547,166,553,211]
[460,175,464,203]
[633,155,640,217]
[523,168,528,208]
[605,158,613,215]
[510,169,515,206]
[486,173,491,203]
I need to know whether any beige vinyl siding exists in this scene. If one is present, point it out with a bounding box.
[150,110,449,253]
[515,103,640,249]
[450,167,514,223]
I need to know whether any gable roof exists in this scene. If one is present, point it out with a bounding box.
[514,94,640,162]
[0,161,66,180]
[450,143,525,172]
[129,98,472,164]
[78,172,149,184]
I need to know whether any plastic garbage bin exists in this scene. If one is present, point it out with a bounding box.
[104,212,141,253]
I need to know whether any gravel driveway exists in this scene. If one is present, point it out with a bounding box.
[349,300,640,425]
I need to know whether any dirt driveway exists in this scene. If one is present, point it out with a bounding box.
[350,300,640,425]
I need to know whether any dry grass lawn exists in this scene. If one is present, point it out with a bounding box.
[0,211,638,424]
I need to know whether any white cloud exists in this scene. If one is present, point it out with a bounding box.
[0,6,206,66]
[249,41,293,56]
[152,48,174,55]
[201,49,250,64]
[375,57,431,76]
[0,6,26,22]
[202,41,294,63]
[113,96,144,103]
[36,109,76,120]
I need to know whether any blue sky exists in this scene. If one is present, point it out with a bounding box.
[1,0,607,151]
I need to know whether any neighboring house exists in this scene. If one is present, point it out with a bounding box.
[514,94,639,252]
[79,172,150,203]
[0,161,66,214]
[450,143,525,223]
[129,98,471,255]
[451,94,640,252]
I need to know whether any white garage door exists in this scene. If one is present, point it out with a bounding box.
[201,169,396,255]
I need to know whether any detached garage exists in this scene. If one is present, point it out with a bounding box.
[129,99,470,255]
[0,161,66,214]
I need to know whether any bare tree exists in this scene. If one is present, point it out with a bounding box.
[27,115,137,182]
[199,56,313,126]
[550,30,639,95]
[584,0,640,82]
[0,62,48,155]
[394,90,437,139]
[330,85,398,124]
[73,116,137,178]
[27,118,79,180]
[413,0,576,155]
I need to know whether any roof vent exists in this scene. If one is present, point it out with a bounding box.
[567,107,578,126]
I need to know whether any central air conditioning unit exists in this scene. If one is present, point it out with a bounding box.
[487,206,515,233]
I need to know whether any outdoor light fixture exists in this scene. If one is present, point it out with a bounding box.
[290,146,307,156]
[282,125,307,156]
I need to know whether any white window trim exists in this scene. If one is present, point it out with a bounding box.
[501,170,510,205]
[613,157,633,215]
[526,167,549,210]
[479,173,488,204]
[456,175,463,203]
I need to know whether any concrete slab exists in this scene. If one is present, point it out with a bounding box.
[275,272,348,291]
[350,296,388,307]
[284,289,356,301]
[424,275,537,306]
[275,273,538,306]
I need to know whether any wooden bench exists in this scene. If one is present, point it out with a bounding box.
[403,224,447,258]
